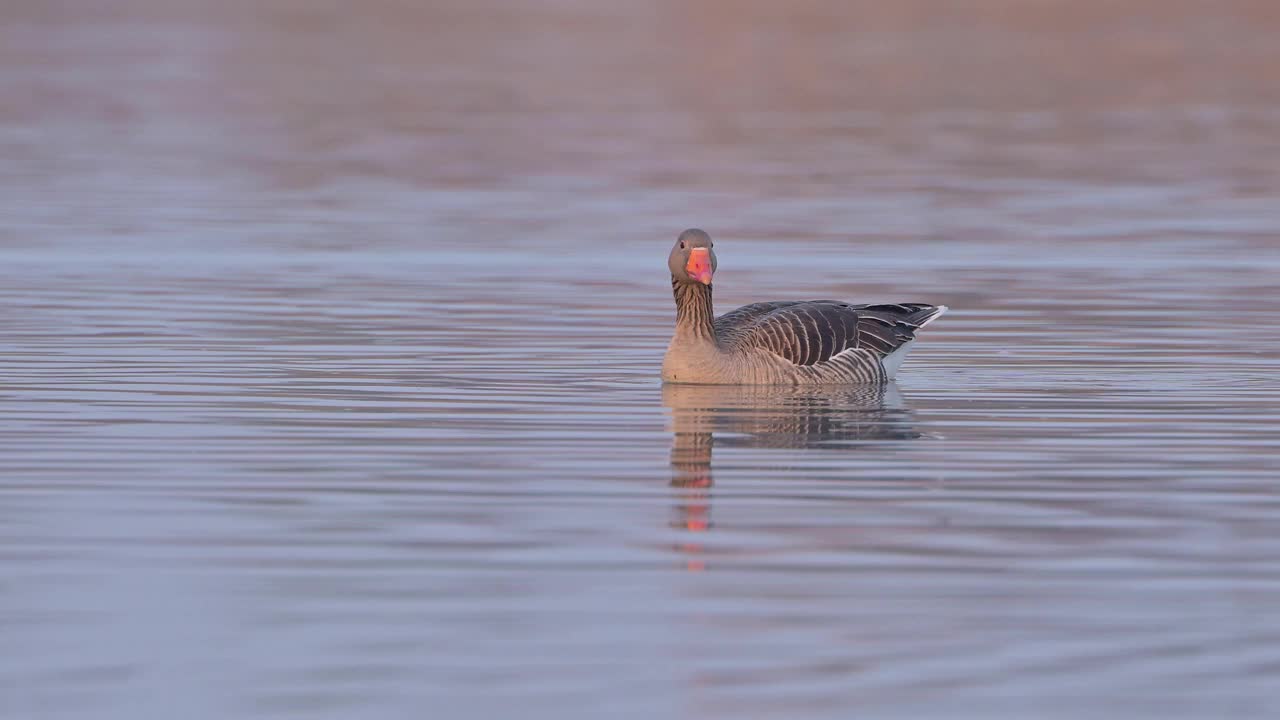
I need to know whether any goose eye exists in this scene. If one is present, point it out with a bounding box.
[679,241,686,249]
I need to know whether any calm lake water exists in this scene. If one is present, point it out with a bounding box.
[3,2,1279,718]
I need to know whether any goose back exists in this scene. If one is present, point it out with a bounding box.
[720,302,942,363]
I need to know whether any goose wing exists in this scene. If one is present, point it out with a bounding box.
[722,301,944,366]
[714,301,806,345]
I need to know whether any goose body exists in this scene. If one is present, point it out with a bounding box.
[662,229,946,385]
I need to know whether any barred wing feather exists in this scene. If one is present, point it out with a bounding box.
[719,301,945,367]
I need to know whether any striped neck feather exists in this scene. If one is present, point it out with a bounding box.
[672,278,715,340]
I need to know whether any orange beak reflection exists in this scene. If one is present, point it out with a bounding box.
[686,247,713,285]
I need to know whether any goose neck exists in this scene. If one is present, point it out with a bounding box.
[672,278,716,341]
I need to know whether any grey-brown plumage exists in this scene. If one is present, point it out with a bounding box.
[662,229,947,385]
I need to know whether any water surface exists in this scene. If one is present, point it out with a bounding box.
[3,2,1280,718]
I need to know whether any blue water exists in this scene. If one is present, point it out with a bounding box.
[3,2,1279,718]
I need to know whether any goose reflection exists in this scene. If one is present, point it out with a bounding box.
[665,382,921,486]
[663,383,922,559]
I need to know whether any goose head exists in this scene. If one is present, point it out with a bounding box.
[668,228,717,286]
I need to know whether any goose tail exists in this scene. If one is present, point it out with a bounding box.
[912,304,948,328]
[882,305,948,379]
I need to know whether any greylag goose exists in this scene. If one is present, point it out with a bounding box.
[662,229,947,385]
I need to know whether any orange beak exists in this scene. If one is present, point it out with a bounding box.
[685,247,713,285]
